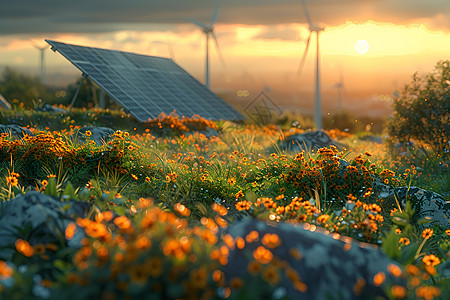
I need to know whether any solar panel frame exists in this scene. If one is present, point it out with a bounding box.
[46,39,244,122]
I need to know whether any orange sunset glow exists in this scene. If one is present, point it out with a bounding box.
[0,0,449,118]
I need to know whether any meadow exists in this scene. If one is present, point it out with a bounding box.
[0,102,448,299]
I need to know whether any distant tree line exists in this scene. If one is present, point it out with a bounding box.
[0,67,118,109]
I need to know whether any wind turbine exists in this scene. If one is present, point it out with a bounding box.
[189,0,225,89]
[31,40,49,85]
[297,0,325,130]
[334,67,345,112]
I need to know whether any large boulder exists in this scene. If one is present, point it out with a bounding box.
[0,191,90,260]
[222,219,405,300]
[373,182,449,229]
[279,130,345,152]
[76,126,115,145]
[0,124,34,139]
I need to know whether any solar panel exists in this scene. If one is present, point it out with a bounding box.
[45,39,244,122]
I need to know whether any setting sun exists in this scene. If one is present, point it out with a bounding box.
[354,39,370,54]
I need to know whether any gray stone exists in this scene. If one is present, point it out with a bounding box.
[279,130,345,153]
[0,124,34,138]
[0,191,90,260]
[373,182,449,229]
[36,104,67,113]
[222,219,405,300]
[77,126,115,145]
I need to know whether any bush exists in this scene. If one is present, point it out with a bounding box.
[387,61,450,159]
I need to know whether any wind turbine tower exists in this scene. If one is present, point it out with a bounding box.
[190,0,225,89]
[298,0,325,130]
[32,40,49,85]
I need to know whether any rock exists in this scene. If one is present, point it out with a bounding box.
[36,104,67,113]
[0,124,34,138]
[280,130,345,152]
[360,135,383,144]
[222,219,404,300]
[76,126,115,145]
[0,191,90,260]
[373,182,449,229]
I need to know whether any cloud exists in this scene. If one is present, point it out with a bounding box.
[255,27,302,41]
[0,0,449,36]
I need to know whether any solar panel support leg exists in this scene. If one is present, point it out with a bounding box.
[68,74,87,113]
[99,90,105,109]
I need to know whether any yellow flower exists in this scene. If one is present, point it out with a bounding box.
[85,130,92,137]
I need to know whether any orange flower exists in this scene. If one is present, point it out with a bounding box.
[387,263,403,277]
[228,178,236,185]
[229,277,244,289]
[235,200,252,211]
[391,285,407,299]
[253,246,273,264]
[174,203,191,217]
[317,214,330,224]
[262,265,280,285]
[41,179,48,186]
[6,176,18,187]
[15,239,34,257]
[415,286,441,300]
[65,222,77,240]
[373,271,386,287]
[128,265,148,284]
[85,130,92,137]
[0,261,13,278]
[145,257,163,278]
[114,216,131,230]
[33,244,46,255]
[247,260,262,274]
[422,228,433,239]
[189,267,208,289]
[422,254,440,266]
[399,237,410,245]
[261,233,281,249]
[235,190,244,199]
[245,230,259,243]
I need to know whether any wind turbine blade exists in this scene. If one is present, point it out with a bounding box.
[212,32,226,70]
[188,18,209,30]
[210,0,221,27]
[301,0,313,26]
[167,43,175,60]
[297,32,311,76]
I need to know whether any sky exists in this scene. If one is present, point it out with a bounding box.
[0,0,449,118]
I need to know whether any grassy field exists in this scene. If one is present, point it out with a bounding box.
[0,109,448,299]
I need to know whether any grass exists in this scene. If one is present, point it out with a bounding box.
[0,109,448,299]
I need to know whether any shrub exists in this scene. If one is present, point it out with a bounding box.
[387,61,450,159]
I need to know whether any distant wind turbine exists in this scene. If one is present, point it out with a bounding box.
[297,0,325,130]
[334,67,345,112]
[189,0,226,89]
[31,40,49,85]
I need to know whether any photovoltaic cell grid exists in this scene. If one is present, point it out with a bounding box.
[45,39,244,122]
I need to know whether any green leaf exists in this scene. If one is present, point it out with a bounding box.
[62,182,75,201]
[382,228,401,259]
[44,177,57,196]
[112,206,126,215]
